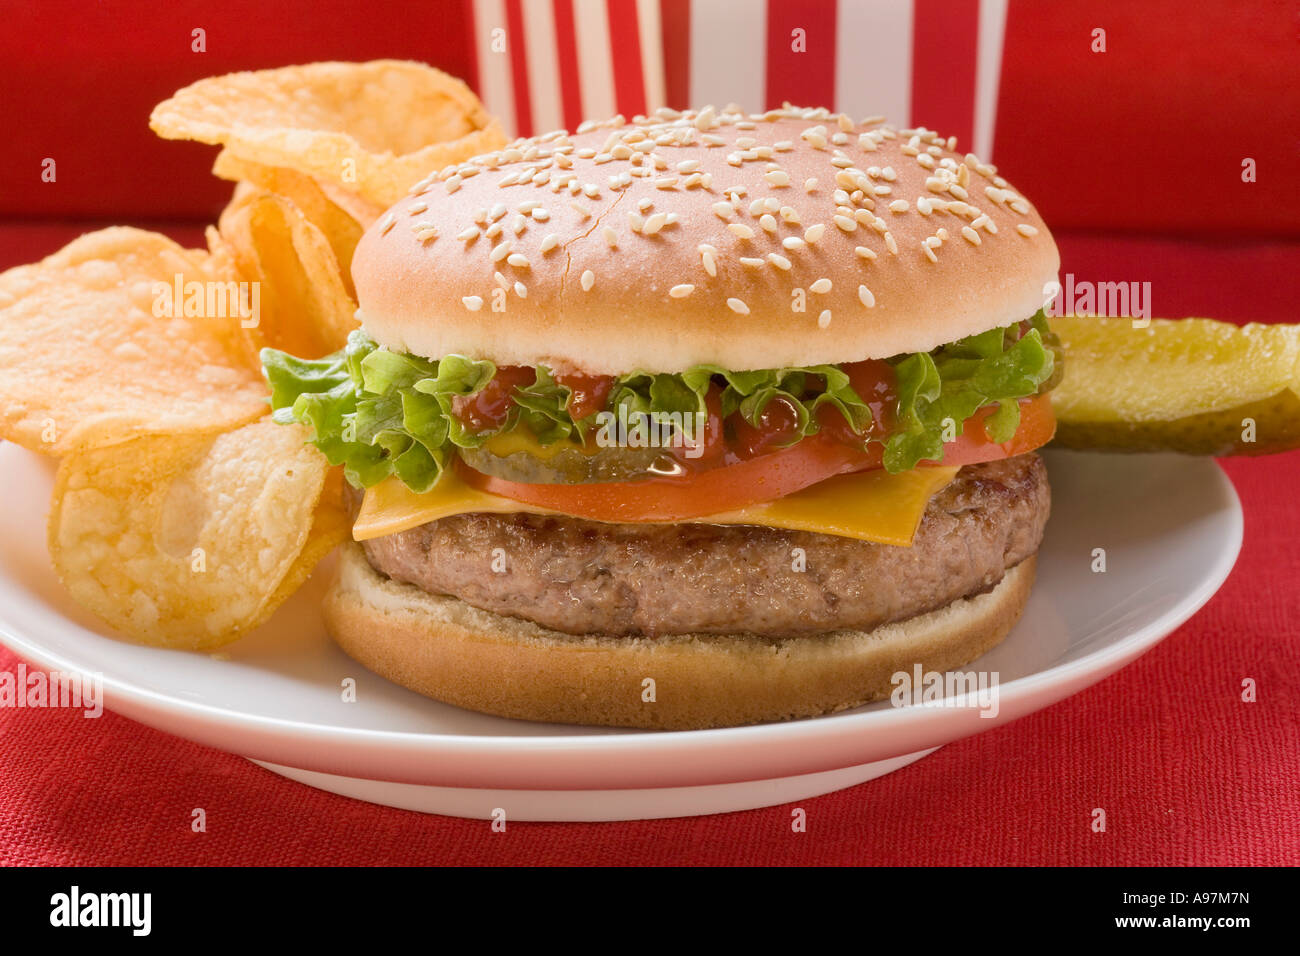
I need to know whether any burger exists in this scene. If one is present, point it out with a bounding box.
[262,105,1061,730]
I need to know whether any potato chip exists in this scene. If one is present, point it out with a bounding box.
[316,179,386,229]
[213,150,366,297]
[150,60,507,207]
[48,419,347,649]
[0,227,269,455]
[218,193,359,358]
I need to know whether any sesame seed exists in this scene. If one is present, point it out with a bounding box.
[507,253,530,268]
[780,205,801,224]
[603,227,618,247]
[490,241,511,262]
[457,227,479,241]
[810,278,832,294]
[670,284,695,298]
[581,270,595,291]
[923,244,938,263]
[490,203,508,221]
[917,197,934,216]
[804,178,818,192]
[570,202,592,220]
[783,236,805,251]
[858,285,875,307]
[462,296,484,311]
[740,257,765,267]
[515,281,527,298]
[540,233,560,253]
[1010,200,1030,214]
[925,236,943,248]
[643,213,668,235]
[494,271,509,289]
[962,226,982,245]
[638,197,654,211]
[855,246,877,260]
[759,214,778,233]
[712,201,735,220]
[727,298,750,315]
[768,253,792,270]
[889,199,909,213]
[728,223,756,239]
[818,309,832,328]
[834,215,857,232]
[1017,223,1039,237]
[804,223,826,243]
[655,177,679,189]
[885,232,898,255]
[378,212,396,235]
[485,222,503,239]
[408,201,429,214]
[937,228,950,241]
[764,170,791,187]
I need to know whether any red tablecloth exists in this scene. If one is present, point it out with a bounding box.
[1,225,1297,866]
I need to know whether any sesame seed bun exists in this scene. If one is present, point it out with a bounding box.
[325,541,1035,730]
[352,106,1059,374]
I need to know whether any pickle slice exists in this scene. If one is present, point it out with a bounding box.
[1049,315,1300,455]
[459,431,678,483]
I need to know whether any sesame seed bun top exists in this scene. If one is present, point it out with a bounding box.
[352,105,1060,374]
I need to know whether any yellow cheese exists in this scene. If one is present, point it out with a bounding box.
[354,465,959,547]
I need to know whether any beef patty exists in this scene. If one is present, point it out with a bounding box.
[361,453,1050,638]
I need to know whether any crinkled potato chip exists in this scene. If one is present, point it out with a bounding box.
[48,419,347,649]
[213,149,366,297]
[218,192,359,358]
[151,60,507,207]
[0,227,269,455]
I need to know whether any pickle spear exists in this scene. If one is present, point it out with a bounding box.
[1050,315,1300,455]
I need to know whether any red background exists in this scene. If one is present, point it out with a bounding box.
[0,0,1297,864]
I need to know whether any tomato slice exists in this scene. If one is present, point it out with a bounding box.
[930,393,1056,468]
[458,394,1056,522]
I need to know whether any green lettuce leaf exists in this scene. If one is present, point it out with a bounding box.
[261,313,1057,492]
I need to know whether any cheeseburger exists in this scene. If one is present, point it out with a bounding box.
[263,105,1061,730]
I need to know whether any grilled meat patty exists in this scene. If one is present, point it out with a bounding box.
[360,453,1050,637]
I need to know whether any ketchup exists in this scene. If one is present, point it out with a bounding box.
[451,366,536,431]
[815,359,898,446]
[731,394,802,459]
[552,370,615,421]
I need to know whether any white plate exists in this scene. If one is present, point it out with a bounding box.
[0,446,1241,820]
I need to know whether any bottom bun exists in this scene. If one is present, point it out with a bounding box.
[325,542,1036,730]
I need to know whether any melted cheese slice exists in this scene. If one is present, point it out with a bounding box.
[354,465,958,547]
